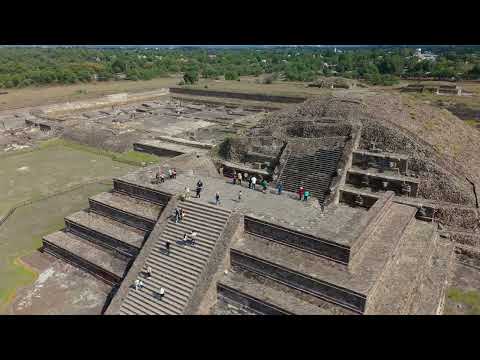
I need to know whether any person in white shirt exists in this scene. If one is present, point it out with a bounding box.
[251,176,257,190]
[190,231,197,245]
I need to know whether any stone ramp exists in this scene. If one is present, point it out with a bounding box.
[89,191,162,231]
[65,210,146,256]
[365,220,437,314]
[118,199,231,315]
[43,231,129,285]
[408,238,454,315]
[218,270,339,315]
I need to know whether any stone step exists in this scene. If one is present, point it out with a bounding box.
[116,200,232,315]
[218,270,335,315]
[89,192,161,231]
[42,231,128,285]
[160,232,212,257]
[143,257,197,288]
[231,234,366,313]
[164,223,220,245]
[408,238,454,315]
[139,269,192,299]
[150,246,204,273]
[181,199,232,217]
[137,273,191,308]
[123,289,179,315]
[147,251,200,282]
[174,207,230,229]
[166,218,223,240]
[65,211,146,256]
[169,212,226,232]
[120,295,160,315]
[151,241,209,268]
[365,220,437,314]
[129,281,185,313]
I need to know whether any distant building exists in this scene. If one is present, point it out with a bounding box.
[414,48,438,62]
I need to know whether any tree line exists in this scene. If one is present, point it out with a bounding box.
[1,46,480,89]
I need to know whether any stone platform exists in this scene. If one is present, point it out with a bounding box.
[134,139,210,157]
[117,168,366,249]
[42,231,129,285]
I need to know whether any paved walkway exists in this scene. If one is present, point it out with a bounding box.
[119,168,366,246]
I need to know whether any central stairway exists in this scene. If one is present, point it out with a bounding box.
[118,199,232,315]
[278,148,343,202]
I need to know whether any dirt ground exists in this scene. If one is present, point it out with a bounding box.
[0,77,181,111]
[0,76,335,113]
[2,251,111,315]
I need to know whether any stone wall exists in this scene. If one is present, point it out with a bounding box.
[329,125,362,205]
[170,87,307,104]
[348,192,394,270]
[113,179,171,205]
[359,119,476,206]
[285,122,352,139]
[230,249,365,313]
[184,212,243,314]
[244,216,350,264]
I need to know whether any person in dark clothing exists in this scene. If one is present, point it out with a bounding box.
[196,180,203,198]
[215,192,220,205]
[179,208,185,222]
[165,240,171,254]
[172,168,177,179]
[174,208,180,223]
[277,182,283,195]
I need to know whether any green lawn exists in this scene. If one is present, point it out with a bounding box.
[446,287,480,315]
[0,140,165,310]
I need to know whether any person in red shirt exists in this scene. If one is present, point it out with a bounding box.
[298,186,305,200]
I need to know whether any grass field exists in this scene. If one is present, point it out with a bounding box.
[0,140,138,219]
[0,182,114,311]
[445,287,480,315]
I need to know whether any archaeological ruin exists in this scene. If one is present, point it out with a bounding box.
[3,86,478,315]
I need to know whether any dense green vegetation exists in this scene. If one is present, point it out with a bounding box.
[1,46,480,89]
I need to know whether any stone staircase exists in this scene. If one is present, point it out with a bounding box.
[118,199,232,315]
[42,183,165,287]
[278,148,343,202]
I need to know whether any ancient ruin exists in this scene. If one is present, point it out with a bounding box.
[2,86,476,315]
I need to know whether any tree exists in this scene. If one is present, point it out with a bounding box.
[468,64,480,79]
[183,70,199,84]
[225,71,239,81]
